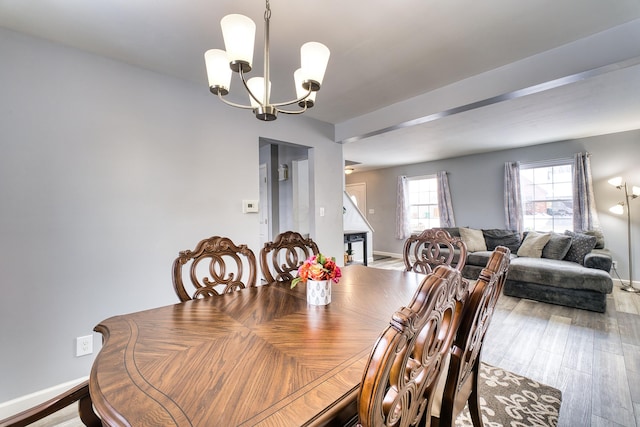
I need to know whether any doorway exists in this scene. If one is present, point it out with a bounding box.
[258,138,313,246]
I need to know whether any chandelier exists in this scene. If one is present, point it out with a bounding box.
[204,0,330,121]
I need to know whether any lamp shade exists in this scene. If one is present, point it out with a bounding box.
[294,68,316,106]
[608,176,623,187]
[610,204,624,215]
[300,42,330,88]
[633,186,640,197]
[221,14,256,70]
[204,49,232,94]
[247,77,271,108]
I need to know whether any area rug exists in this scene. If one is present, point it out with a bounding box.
[456,363,562,427]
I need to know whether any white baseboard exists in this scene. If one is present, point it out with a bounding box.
[373,250,403,259]
[0,377,87,419]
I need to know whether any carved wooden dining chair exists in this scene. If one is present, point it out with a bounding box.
[0,380,101,427]
[260,230,319,284]
[403,228,468,275]
[356,264,469,427]
[431,246,511,427]
[172,236,257,301]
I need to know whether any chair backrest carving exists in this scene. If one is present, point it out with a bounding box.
[436,246,511,427]
[357,264,469,427]
[403,228,468,274]
[260,231,319,284]
[172,236,257,301]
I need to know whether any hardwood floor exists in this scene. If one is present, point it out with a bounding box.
[371,256,640,427]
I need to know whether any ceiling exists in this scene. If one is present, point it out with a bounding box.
[2,0,639,171]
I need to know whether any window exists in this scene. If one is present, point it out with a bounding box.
[520,161,573,233]
[407,175,439,232]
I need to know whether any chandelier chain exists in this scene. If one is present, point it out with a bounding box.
[265,0,271,21]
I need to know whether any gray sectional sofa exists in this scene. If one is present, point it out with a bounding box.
[441,227,613,313]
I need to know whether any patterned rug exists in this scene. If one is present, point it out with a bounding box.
[456,363,562,427]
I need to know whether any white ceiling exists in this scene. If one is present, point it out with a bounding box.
[2,0,639,171]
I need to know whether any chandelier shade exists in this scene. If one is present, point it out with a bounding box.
[204,49,231,95]
[204,0,329,121]
[300,42,331,90]
[295,69,316,107]
[220,14,256,72]
[247,77,270,108]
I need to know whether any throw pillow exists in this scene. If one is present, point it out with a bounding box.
[482,229,521,252]
[517,231,551,258]
[458,227,487,252]
[541,232,573,260]
[577,229,605,249]
[564,230,597,265]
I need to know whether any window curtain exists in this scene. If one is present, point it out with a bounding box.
[504,161,523,233]
[573,152,600,231]
[395,176,411,239]
[437,171,455,227]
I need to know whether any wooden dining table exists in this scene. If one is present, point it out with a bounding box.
[89,265,425,426]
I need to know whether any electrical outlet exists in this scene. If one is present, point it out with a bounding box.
[612,260,618,269]
[76,335,93,357]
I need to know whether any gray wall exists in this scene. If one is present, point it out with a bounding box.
[0,28,344,402]
[346,131,640,283]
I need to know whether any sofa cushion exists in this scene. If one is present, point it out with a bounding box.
[466,251,494,267]
[508,257,612,294]
[466,250,517,269]
[459,227,487,252]
[564,230,597,265]
[517,231,551,258]
[482,229,521,252]
[542,232,573,260]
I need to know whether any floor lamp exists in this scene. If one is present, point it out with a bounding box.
[608,176,640,293]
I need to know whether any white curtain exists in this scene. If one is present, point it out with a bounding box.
[395,176,411,239]
[504,161,523,232]
[437,171,456,227]
[573,152,600,231]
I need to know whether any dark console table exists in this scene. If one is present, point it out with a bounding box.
[344,230,368,266]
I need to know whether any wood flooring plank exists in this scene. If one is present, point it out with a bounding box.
[539,314,571,353]
[591,414,628,427]
[618,312,640,346]
[556,367,592,427]
[592,349,636,426]
[623,343,640,374]
[594,315,624,355]
[627,369,640,409]
[613,286,640,315]
[499,300,549,367]
[562,323,595,374]
[524,348,563,388]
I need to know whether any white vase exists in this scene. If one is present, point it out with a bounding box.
[307,279,332,305]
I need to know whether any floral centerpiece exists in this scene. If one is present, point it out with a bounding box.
[291,253,342,289]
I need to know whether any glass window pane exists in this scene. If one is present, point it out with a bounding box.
[520,162,573,232]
